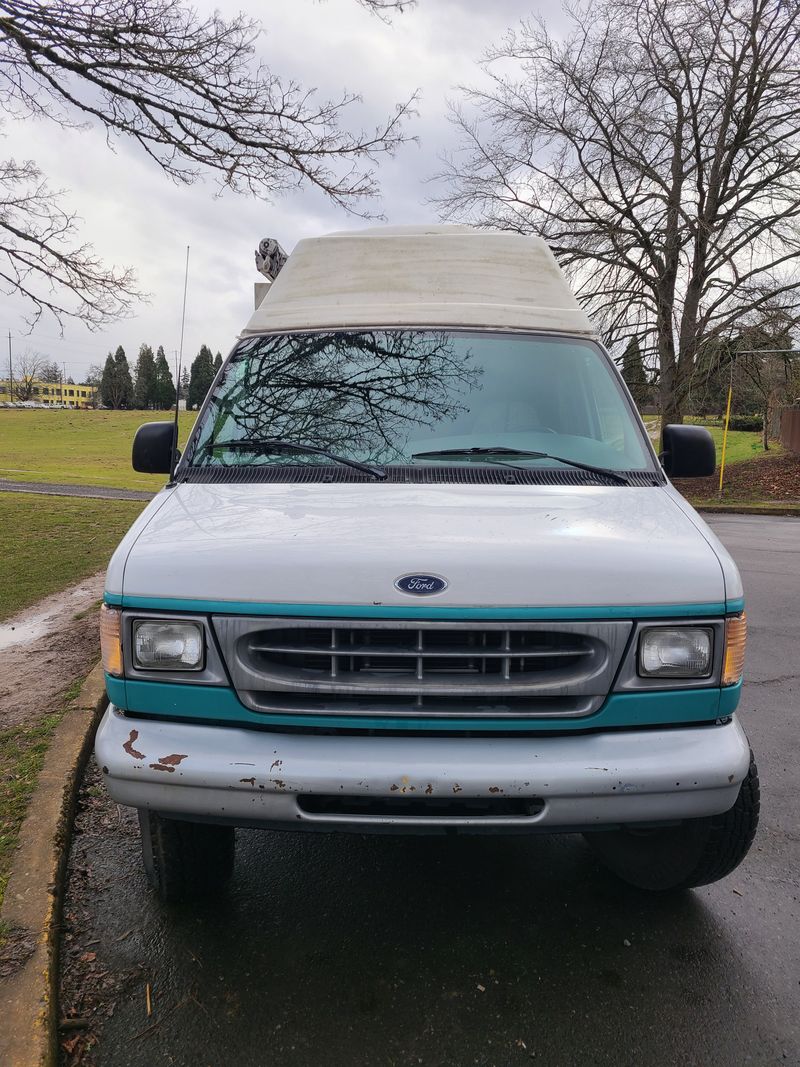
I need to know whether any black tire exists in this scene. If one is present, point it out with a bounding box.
[585,753,760,892]
[138,810,236,903]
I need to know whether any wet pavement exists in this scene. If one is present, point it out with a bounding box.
[59,516,800,1066]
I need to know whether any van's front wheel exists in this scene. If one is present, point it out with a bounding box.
[138,810,235,903]
[585,754,760,891]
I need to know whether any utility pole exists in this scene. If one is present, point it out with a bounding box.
[7,331,12,401]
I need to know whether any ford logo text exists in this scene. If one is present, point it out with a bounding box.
[394,574,449,596]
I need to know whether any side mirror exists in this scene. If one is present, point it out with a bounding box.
[661,424,715,478]
[132,421,177,474]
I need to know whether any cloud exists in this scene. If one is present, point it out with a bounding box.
[1,0,557,382]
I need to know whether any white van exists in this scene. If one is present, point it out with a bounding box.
[96,226,758,901]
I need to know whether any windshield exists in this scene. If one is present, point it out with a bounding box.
[187,330,653,475]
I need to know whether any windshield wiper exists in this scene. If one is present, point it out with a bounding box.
[202,438,387,480]
[410,446,631,486]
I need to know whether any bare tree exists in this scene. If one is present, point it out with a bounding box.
[0,160,139,329]
[437,0,800,431]
[12,348,45,399]
[735,308,799,449]
[0,0,417,328]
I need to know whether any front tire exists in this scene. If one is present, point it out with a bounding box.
[138,810,236,903]
[585,753,760,891]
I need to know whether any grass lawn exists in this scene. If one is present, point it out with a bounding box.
[0,409,196,491]
[0,680,82,919]
[644,415,781,465]
[703,426,782,465]
[0,492,146,620]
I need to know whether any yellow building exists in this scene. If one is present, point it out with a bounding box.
[0,379,95,408]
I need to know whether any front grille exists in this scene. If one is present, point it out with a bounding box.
[213,617,632,719]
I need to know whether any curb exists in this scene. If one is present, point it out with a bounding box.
[696,505,800,517]
[0,663,107,1067]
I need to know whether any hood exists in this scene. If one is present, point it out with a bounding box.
[108,482,729,612]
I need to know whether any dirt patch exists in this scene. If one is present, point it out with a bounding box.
[0,925,36,978]
[0,573,104,731]
[675,451,800,505]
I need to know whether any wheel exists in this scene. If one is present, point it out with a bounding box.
[585,753,760,891]
[138,810,236,903]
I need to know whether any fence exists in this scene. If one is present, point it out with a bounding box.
[780,407,800,453]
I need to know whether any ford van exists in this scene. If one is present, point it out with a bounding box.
[96,226,758,901]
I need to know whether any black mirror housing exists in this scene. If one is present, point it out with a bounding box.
[132,421,177,474]
[662,424,716,478]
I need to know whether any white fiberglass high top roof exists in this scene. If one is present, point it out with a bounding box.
[243,225,597,338]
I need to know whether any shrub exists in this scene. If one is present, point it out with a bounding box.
[728,415,763,431]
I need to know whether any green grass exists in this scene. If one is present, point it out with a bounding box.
[0,409,196,490]
[703,426,782,465]
[0,492,146,619]
[644,416,781,465]
[0,680,82,917]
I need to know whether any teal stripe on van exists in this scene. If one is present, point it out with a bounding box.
[104,593,743,620]
[106,676,741,733]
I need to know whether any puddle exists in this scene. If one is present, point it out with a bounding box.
[0,574,105,652]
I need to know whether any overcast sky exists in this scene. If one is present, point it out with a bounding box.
[3,0,568,382]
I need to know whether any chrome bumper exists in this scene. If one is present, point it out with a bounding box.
[95,705,751,834]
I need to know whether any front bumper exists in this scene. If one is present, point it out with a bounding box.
[95,705,751,834]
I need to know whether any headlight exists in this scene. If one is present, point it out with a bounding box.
[133,620,204,671]
[638,627,713,678]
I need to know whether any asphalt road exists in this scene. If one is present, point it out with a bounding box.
[59,515,800,1067]
[0,479,154,501]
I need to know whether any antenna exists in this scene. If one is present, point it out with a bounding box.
[170,246,190,482]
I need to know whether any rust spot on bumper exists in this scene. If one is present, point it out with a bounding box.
[123,730,145,760]
[149,763,175,773]
[158,753,188,767]
[240,776,256,786]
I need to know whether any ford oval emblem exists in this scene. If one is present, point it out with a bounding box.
[395,573,449,596]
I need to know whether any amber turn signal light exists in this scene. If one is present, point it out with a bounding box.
[722,612,746,686]
[100,604,123,677]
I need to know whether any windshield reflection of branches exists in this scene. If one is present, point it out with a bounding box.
[197,331,480,464]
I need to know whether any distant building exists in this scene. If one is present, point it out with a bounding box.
[0,379,95,409]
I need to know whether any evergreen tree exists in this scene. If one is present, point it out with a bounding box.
[100,353,116,408]
[213,351,223,373]
[133,343,156,408]
[153,345,176,409]
[100,347,133,408]
[113,345,133,408]
[188,344,215,409]
[179,367,190,403]
[39,360,62,383]
[620,338,649,410]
